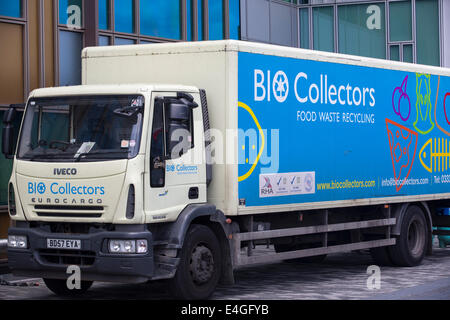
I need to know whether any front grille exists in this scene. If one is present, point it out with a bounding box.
[34,205,104,218]
[36,212,102,218]
[39,249,96,266]
[35,205,104,211]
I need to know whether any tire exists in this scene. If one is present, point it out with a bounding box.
[388,205,428,267]
[168,224,222,300]
[43,278,93,297]
[274,243,327,264]
[370,246,394,266]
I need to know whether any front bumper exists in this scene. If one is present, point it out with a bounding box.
[7,225,154,283]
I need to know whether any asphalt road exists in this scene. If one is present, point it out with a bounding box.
[0,242,449,300]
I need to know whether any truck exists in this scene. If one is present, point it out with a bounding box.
[3,40,450,299]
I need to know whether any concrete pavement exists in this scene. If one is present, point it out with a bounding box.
[0,243,449,300]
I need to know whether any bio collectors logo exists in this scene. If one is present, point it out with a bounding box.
[27,181,105,205]
[254,69,376,107]
[166,164,198,175]
[28,182,104,195]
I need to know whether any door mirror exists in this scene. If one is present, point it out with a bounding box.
[3,107,16,123]
[165,100,193,159]
[2,107,17,159]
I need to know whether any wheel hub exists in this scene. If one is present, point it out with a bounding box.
[189,245,214,284]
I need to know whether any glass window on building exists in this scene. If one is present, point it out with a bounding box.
[390,44,414,63]
[115,0,134,34]
[187,0,193,40]
[115,37,136,45]
[416,0,440,66]
[299,8,309,49]
[198,0,204,40]
[99,0,110,30]
[59,31,83,86]
[313,6,334,53]
[209,0,224,40]
[229,0,240,40]
[390,45,400,61]
[338,3,386,59]
[389,0,412,42]
[140,0,181,40]
[0,0,22,18]
[403,43,413,63]
[99,35,110,46]
[59,0,82,28]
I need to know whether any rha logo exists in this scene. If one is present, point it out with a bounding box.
[260,177,274,196]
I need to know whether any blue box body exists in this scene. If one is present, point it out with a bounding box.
[237,51,450,208]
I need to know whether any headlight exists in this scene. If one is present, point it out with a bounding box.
[136,239,148,254]
[108,239,147,254]
[8,235,27,248]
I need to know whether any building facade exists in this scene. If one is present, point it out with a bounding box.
[0,0,449,251]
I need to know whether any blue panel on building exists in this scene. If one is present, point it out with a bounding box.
[0,0,21,18]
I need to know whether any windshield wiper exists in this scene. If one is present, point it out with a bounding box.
[74,150,129,162]
[23,153,71,161]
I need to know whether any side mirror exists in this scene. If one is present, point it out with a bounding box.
[177,92,198,109]
[165,101,192,159]
[2,107,17,159]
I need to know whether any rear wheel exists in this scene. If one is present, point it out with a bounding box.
[388,205,428,267]
[168,224,222,300]
[43,278,93,297]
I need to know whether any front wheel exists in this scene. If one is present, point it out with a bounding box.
[43,278,93,297]
[168,224,222,300]
[388,205,428,267]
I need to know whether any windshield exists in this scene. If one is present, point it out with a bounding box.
[17,95,144,162]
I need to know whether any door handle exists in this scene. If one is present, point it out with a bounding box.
[188,187,199,199]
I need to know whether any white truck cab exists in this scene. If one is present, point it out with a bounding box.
[5,83,223,298]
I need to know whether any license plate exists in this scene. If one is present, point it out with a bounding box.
[47,238,81,250]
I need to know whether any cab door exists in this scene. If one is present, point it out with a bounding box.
[144,91,207,223]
